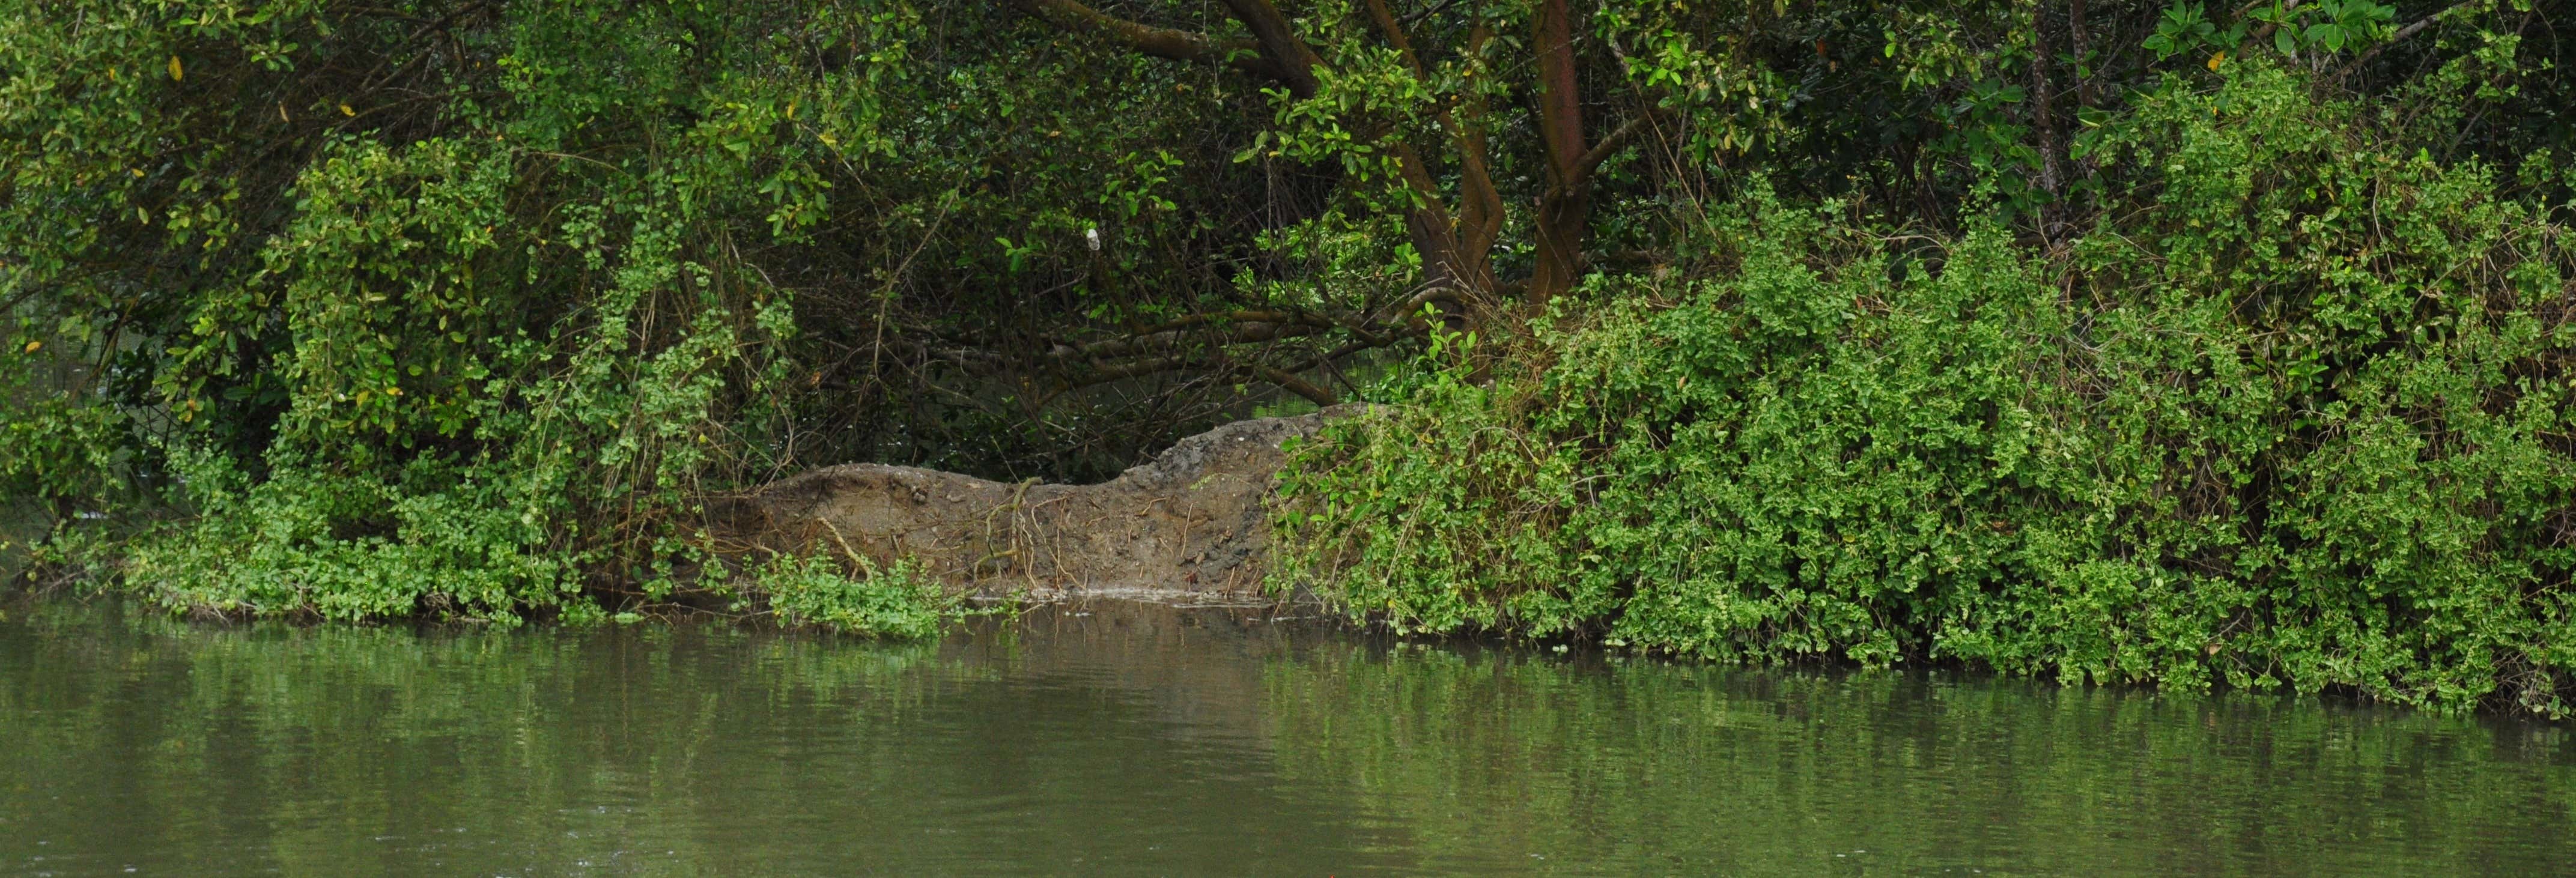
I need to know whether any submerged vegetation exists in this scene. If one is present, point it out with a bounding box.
[1,2,2571,696]
[753,552,955,640]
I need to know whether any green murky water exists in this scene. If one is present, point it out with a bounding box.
[2,599,2568,876]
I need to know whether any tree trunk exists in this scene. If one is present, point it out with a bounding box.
[2030,1,2067,239]
[1529,0,1590,308]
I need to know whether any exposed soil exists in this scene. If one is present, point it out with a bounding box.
[721,405,1357,604]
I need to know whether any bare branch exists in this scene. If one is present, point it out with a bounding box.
[1402,0,1468,29]
[1572,107,1666,183]
[2336,2,2477,78]
[1252,365,1338,406]
[1009,0,1290,82]
[1044,316,1330,363]
[1123,309,1335,337]
[1081,355,1189,384]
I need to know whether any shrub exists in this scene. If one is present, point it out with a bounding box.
[1278,67,2576,716]
[757,551,955,640]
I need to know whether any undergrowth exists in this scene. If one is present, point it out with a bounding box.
[1276,68,2576,716]
[750,551,955,640]
[0,2,964,635]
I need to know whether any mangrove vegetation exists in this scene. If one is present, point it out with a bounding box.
[2,0,2572,713]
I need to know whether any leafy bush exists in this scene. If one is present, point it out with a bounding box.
[1279,66,2576,716]
[4,0,2571,691]
[0,2,919,620]
[756,552,954,640]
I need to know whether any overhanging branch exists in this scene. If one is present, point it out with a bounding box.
[1573,108,1666,185]
[1044,315,1332,362]
[1251,364,1337,406]
[1009,0,1292,82]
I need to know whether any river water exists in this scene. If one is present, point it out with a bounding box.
[2,599,2568,876]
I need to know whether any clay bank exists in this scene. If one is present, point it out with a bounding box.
[717,406,1361,605]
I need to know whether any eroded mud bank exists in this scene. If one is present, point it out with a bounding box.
[721,406,1357,604]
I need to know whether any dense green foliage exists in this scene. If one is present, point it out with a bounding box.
[753,553,954,638]
[1280,64,2576,714]
[1,1,935,631]
[3,1,2572,692]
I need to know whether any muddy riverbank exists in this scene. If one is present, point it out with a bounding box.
[721,406,1359,604]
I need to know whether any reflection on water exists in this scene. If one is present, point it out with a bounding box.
[1,599,2568,875]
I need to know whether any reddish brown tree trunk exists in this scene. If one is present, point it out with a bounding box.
[1529,0,1590,308]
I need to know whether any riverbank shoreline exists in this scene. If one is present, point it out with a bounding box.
[721,405,1364,605]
